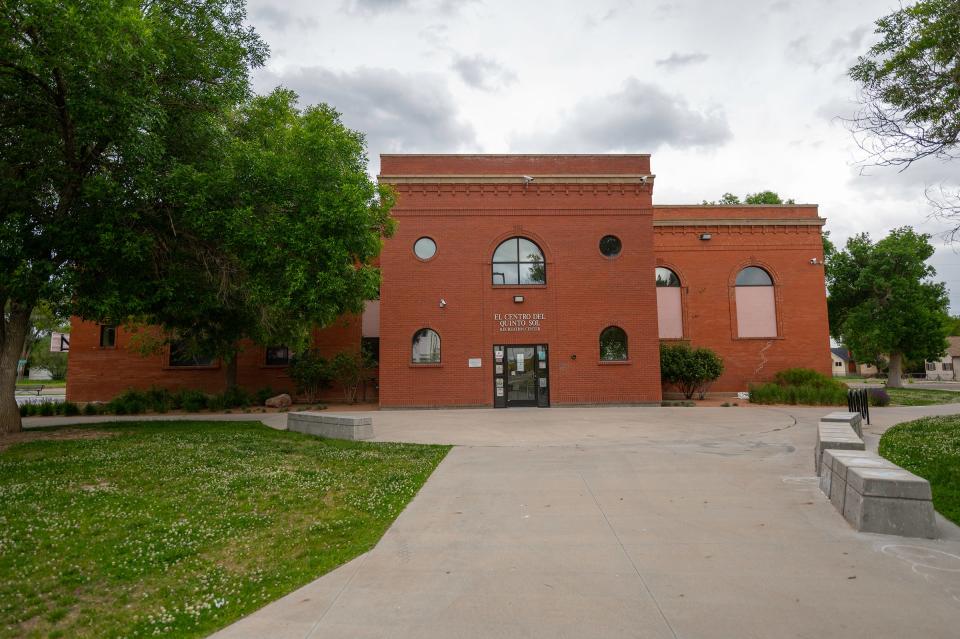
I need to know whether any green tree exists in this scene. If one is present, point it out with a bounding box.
[0,0,267,432]
[27,334,67,380]
[702,191,795,205]
[133,89,395,388]
[826,227,949,387]
[849,1,960,232]
[945,315,960,336]
[659,343,725,399]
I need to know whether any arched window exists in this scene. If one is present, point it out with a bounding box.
[492,237,546,285]
[655,267,683,339]
[734,266,777,337]
[412,329,441,363]
[600,326,628,361]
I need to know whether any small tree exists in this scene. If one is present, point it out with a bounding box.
[27,335,68,380]
[660,343,725,400]
[330,352,367,404]
[287,349,332,403]
[827,227,949,387]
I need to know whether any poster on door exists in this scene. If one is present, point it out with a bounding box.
[516,352,525,372]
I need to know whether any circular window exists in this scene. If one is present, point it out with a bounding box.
[413,237,437,260]
[599,235,622,257]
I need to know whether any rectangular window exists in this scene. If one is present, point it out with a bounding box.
[835,361,843,367]
[99,325,116,348]
[362,337,380,365]
[169,341,215,367]
[656,288,683,339]
[927,361,936,371]
[265,346,290,366]
[944,362,954,372]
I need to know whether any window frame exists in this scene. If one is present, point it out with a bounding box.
[413,236,437,261]
[599,325,629,362]
[731,263,781,340]
[491,236,547,287]
[411,328,442,365]
[264,345,291,367]
[165,341,219,369]
[599,235,622,258]
[99,324,117,349]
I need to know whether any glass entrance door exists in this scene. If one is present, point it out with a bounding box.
[493,344,549,408]
[506,346,536,406]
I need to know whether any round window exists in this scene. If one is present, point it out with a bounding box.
[413,237,437,260]
[599,235,622,257]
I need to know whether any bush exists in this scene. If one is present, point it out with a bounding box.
[330,351,367,404]
[83,403,99,416]
[144,387,173,413]
[254,386,276,406]
[288,349,333,402]
[63,402,81,416]
[175,389,209,412]
[660,343,725,399]
[217,386,252,409]
[19,404,29,417]
[39,402,54,416]
[748,367,848,405]
[106,389,150,415]
[868,388,891,407]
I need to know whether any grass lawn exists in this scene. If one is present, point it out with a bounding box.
[0,421,449,639]
[14,379,65,387]
[880,415,960,525]
[884,387,960,407]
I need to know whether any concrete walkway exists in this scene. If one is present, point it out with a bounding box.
[194,405,960,639]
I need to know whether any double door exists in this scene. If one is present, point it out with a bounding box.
[494,344,549,408]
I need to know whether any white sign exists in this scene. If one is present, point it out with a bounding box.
[468,358,482,368]
[516,353,525,372]
[737,391,750,401]
[50,332,70,353]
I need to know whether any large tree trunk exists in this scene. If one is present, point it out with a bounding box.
[1,302,34,434]
[224,348,238,391]
[887,351,904,388]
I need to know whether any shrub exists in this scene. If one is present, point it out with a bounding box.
[660,343,725,399]
[63,402,81,416]
[218,386,252,409]
[330,351,367,404]
[868,388,891,407]
[106,389,150,415]
[19,404,29,417]
[254,386,276,406]
[144,387,173,413]
[83,403,99,416]
[39,402,54,416]
[176,389,209,412]
[748,367,848,405]
[288,349,333,402]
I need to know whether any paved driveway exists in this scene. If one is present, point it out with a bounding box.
[209,406,960,639]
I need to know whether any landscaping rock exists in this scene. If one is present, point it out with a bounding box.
[265,393,292,409]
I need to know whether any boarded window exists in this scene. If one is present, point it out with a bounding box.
[735,266,776,337]
[655,268,682,339]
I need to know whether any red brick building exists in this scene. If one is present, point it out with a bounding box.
[67,154,831,407]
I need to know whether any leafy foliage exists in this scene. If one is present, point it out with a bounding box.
[288,349,334,402]
[826,227,950,387]
[748,368,849,406]
[849,0,960,167]
[868,388,891,407]
[659,343,725,399]
[329,352,369,404]
[25,334,67,379]
[702,191,796,205]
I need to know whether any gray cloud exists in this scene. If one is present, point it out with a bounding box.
[654,52,709,69]
[512,78,731,152]
[815,96,859,122]
[342,0,474,14]
[255,66,476,162]
[451,54,517,91]
[849,156,960,199]
[787,26,870,70]
[250,6,318,31]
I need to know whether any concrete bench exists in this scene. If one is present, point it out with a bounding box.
[814,420,865,475]
[287,412,373,441]
[820,411,863,437]
[820,449,936,538]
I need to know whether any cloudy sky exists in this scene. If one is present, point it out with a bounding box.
[246,0,960,310]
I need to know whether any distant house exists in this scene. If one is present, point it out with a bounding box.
[925,337,960,381]
[830,347,851,376]
[830,347,880,378]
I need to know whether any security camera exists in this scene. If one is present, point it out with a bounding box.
[640,176,648,184]
[439,298,447,308]
[522,175,534,184]
[810,258,820,265]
